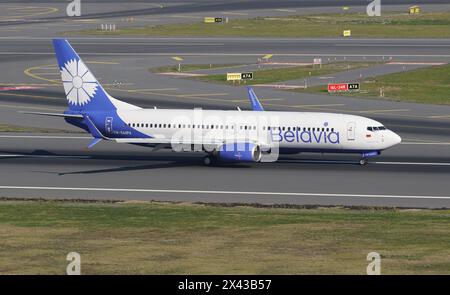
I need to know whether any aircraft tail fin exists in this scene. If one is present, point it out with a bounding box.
[52,39,139,113]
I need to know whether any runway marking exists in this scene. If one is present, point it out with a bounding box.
[0,103,63,112]
[388,123,450,131]
[275,9,297,13]
[3,52,450,58]
[231,98,284,103]
[0,154,91,159]
[401,142,450,145]
[170,15,202,19]
[182,93,229,97]
[0,185,448,200]
[221,11,248,15]
[292,103,345,108]
[335,44,450,47]
[428,115,450,119]
[24,61,121,84]
[375,161,450,166]
[0,6,58,20]
[71,42,224,46]
[358,109,410,114]
[0,92,61,100]
[127,88,179,92]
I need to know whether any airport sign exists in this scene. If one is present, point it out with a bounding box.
[227,72,253,81]
[343,30,351,37]
[328,83,360,92]
[348,83,360,90]
[204,17,224,23]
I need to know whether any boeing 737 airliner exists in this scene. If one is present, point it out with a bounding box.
[24,39,401,165]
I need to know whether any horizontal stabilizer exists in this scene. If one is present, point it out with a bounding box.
[87,138,102,149]
[19,111,83,118]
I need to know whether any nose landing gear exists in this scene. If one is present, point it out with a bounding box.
[359,158,368,166]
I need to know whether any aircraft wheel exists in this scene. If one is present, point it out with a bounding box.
[203,156,213,166]
[359,158,368,166]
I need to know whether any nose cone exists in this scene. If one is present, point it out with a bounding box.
[389,131,402,147]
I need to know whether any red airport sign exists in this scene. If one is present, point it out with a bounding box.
[327,83,359,92]
[328,83,348,92]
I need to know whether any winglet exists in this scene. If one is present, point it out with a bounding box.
[246,86,264,111]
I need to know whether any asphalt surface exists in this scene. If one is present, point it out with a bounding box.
[0,1,448,208]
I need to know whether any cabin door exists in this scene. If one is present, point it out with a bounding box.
[347,122,355,141]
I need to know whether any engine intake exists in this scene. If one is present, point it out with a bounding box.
[218,142,261,162]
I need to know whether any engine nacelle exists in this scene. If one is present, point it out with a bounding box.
[218,142,262,162]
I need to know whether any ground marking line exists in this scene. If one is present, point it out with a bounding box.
[0,185,448,199]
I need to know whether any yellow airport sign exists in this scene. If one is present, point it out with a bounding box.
[343,30,351,37]
[171,56,183,61]
[409,5,420,14]
[204,17,224,23]
[227,73,242,81]
[342,6,349,11]
[262,54,273,60]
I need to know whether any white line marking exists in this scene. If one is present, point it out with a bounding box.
[0,154,91,159]
[0,185,448,200]
[1,52,449,58]
[401,142,450,145]
[375,161,450,166]
[335,44,450,47]
[71,42,224,46]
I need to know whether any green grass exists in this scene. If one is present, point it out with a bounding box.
[151,63,241,73]
[189,62,376,85]
[1,200,450,274]
[73,12,450,38]
[296,63,450,105]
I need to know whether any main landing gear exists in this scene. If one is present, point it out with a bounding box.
[359,158,368,166]
[203,155,212,166]
[203,155,218,166]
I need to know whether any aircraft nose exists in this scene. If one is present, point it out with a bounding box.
[390,131,402,146]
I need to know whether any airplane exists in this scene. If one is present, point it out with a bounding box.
[22,39,401,166]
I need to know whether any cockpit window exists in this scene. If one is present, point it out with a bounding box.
[367,126,387,131]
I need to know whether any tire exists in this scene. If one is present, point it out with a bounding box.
[203,156,212,166]
[359,158,368,166]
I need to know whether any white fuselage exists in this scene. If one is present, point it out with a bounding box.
[115,109,401,153]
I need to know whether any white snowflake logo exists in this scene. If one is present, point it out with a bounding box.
[61,59,98,105]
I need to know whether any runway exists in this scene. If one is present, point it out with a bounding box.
[0,1,448,208]
[0,133,449,208]
[2,37,450,60]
